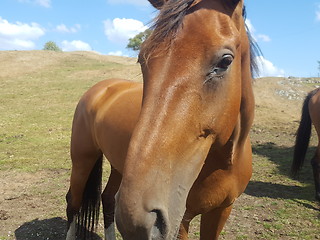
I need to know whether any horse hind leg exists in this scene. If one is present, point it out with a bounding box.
[311,154,320,201]
[66,152,103,240]
[102,167,122,240]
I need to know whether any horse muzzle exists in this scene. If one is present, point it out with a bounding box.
[115,194,171,240]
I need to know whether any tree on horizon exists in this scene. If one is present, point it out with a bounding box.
[43,41,62,52]
[127,29,152,52]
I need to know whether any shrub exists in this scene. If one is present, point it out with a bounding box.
[43,41,62,52]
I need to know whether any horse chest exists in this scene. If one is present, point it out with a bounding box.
[186,168,237,214]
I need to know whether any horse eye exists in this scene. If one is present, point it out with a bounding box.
[205,54,234,84]
[217,54,234,70]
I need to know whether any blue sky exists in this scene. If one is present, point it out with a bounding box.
[1,0,320,77]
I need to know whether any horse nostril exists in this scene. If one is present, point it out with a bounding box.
[150,209,168,238]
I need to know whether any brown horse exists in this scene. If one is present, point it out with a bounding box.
[292,88,320,201]
[66,0,258,239]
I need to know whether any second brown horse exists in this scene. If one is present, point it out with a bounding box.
[292,88,320,201]
[66,0,257,239]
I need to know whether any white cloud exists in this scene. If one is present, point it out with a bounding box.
[55,24,81,33]
[257,34,271,42]
[35,0,51,8]
[107,50,129,57]
[18,0,51,8]
[0,17,45,50]
[316,4,320,21]
[108,50,124,56]
[107,0,149,6]
[245,19,271,43]
[104,18,148,45]
[255,56,285,77]
[61,40,92,51]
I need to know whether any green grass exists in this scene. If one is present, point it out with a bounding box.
[0,52,138,172]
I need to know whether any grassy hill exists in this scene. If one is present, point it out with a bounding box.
[0,51,319,239]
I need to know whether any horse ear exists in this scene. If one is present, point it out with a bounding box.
[148,0,165,9]
[227,0,242,11]
[227,0,241,7]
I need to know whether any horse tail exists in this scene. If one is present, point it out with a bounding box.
[291,90,316,176]
[77,154,103,239]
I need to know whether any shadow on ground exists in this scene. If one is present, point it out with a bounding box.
[249,142,320,211]
[14,217,102,240]
[245,181,319,210]
[252,142,315,183]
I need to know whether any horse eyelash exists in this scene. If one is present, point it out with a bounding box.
[204,73,224,85]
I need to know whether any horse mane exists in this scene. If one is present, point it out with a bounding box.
[242,6,262,77]
[142,0,261,77]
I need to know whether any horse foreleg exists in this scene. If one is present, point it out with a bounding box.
[102,167,122,240]
[199,204,233,240]
[178,218,191,240]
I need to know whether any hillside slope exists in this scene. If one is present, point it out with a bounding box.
[0,50,142,81]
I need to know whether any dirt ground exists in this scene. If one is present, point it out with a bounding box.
[1,169,319,240]
[0,169,69,239]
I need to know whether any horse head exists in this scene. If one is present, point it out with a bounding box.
[115,0,253,239]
